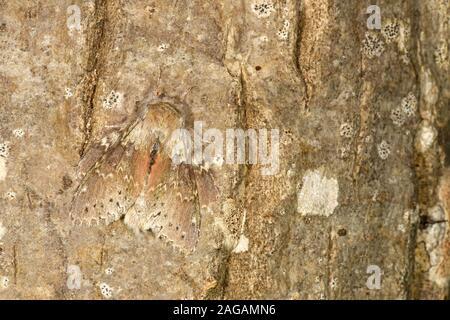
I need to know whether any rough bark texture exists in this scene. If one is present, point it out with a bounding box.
[0,0,448,299]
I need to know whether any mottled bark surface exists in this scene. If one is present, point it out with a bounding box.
[0,0,448,299]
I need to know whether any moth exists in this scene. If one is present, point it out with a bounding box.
[70,102,218,253]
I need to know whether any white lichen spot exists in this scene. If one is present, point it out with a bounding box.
[377,140,391,160]
[157,43,169,52]
[0,276,9,289]
[362,32,385,58]
[232,234,249,253]
[381,20,400,43]
[277,29,288,41]
[5,191,16,200]
[339,123,354,138]
[297,169,339,217]
[0,142,10,158]
[102,90,123,110]
[277,20,290,41]
[0,221,6,241]
[12,129,25,138]
[251,1,275,18]
[401,92,417,117]
[105,267,114,275]
[391,92,417,126]
[64,87,74,99]
[390,107,406,126]
[66,265,82,290]
[0,142,9,181]
[416,122,437,153]
[99,282,113,299]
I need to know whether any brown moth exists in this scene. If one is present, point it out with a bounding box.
[70,102,218,252]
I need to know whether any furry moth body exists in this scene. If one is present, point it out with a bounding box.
[70,103,218,253]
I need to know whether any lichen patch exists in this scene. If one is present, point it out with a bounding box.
[99,282,113,299]
[362,32,385,58]
[251,1,275,18]
[0,276,9,289]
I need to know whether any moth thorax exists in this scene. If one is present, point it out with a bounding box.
[127,125,161,148]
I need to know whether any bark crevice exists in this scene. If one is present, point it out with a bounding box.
[79,0,112,157]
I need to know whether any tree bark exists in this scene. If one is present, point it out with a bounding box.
[0,0,448,299]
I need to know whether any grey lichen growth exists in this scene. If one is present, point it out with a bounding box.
[382,20,400,43]
[277,20,290,41]
[0,142,10,182]
[12,129,25,138]
[99,283,113,299]
[401,92,417,117]
[105,267,114,275]
[390,107,406,126]
[4,191,16,200]
[391,92,417,126]
[0,142,10,158]
[377,140,391,160]
[362,32,385,58]
[339,123,354,138]
[157,43,169,52]
[102,90,123,110]
[251,1,275,18]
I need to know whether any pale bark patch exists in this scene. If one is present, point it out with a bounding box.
[297,170,339,217]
